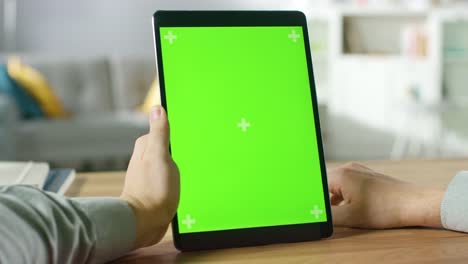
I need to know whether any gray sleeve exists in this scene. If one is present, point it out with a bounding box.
[0,185,136,264]
[441,171,468,232]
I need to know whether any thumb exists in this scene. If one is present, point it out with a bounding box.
[146,105,170,158]
[332,205,355,227]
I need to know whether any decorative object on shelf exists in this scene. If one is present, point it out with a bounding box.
[401,23,428,57]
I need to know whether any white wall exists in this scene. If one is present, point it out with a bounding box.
[0,0,4,51]
[9,0,312,55]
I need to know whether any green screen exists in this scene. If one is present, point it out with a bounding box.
[160,26,327,234]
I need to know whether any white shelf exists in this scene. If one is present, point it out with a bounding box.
[444,57,468,63]
[339,54,429,63]
[309,5,468,159]
[337,6,429,17]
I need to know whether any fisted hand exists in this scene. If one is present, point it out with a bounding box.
[329,162,444,229]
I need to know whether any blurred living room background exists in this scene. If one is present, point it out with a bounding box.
[1,0,468,172]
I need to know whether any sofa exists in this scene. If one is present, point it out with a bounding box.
[0,54,156,171]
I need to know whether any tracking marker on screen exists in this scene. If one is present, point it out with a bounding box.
[164,31,178,44]
[288,30,301,43]
[310,205,324,219]
[182,214,196,229]
[237,118,251,132]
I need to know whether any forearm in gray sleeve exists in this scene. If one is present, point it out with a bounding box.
[441,171,468,233]
[0,185,136,264]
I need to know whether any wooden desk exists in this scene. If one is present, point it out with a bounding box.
[68,159,468,263]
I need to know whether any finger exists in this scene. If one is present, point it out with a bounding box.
[132,134,148,160]
[327,168,345,195]
[332,205,355,227]
[127,135,148,174]
[329,193,343,206]
[146,105,170,159]
[342,162,372,174]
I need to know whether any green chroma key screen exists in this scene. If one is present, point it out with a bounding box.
[160,26,327,234]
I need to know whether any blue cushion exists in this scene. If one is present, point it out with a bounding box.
[0,64,43,119]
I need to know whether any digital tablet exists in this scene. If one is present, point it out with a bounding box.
[153,10,332,251]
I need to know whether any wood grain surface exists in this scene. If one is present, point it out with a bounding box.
[67,159,468,263]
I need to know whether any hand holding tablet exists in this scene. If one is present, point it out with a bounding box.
[153,10,332,251]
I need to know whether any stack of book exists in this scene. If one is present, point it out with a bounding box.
[0,161,75,194]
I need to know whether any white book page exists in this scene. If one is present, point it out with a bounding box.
[0,162,50,188]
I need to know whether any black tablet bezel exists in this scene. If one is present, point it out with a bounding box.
[153,10,333,251]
